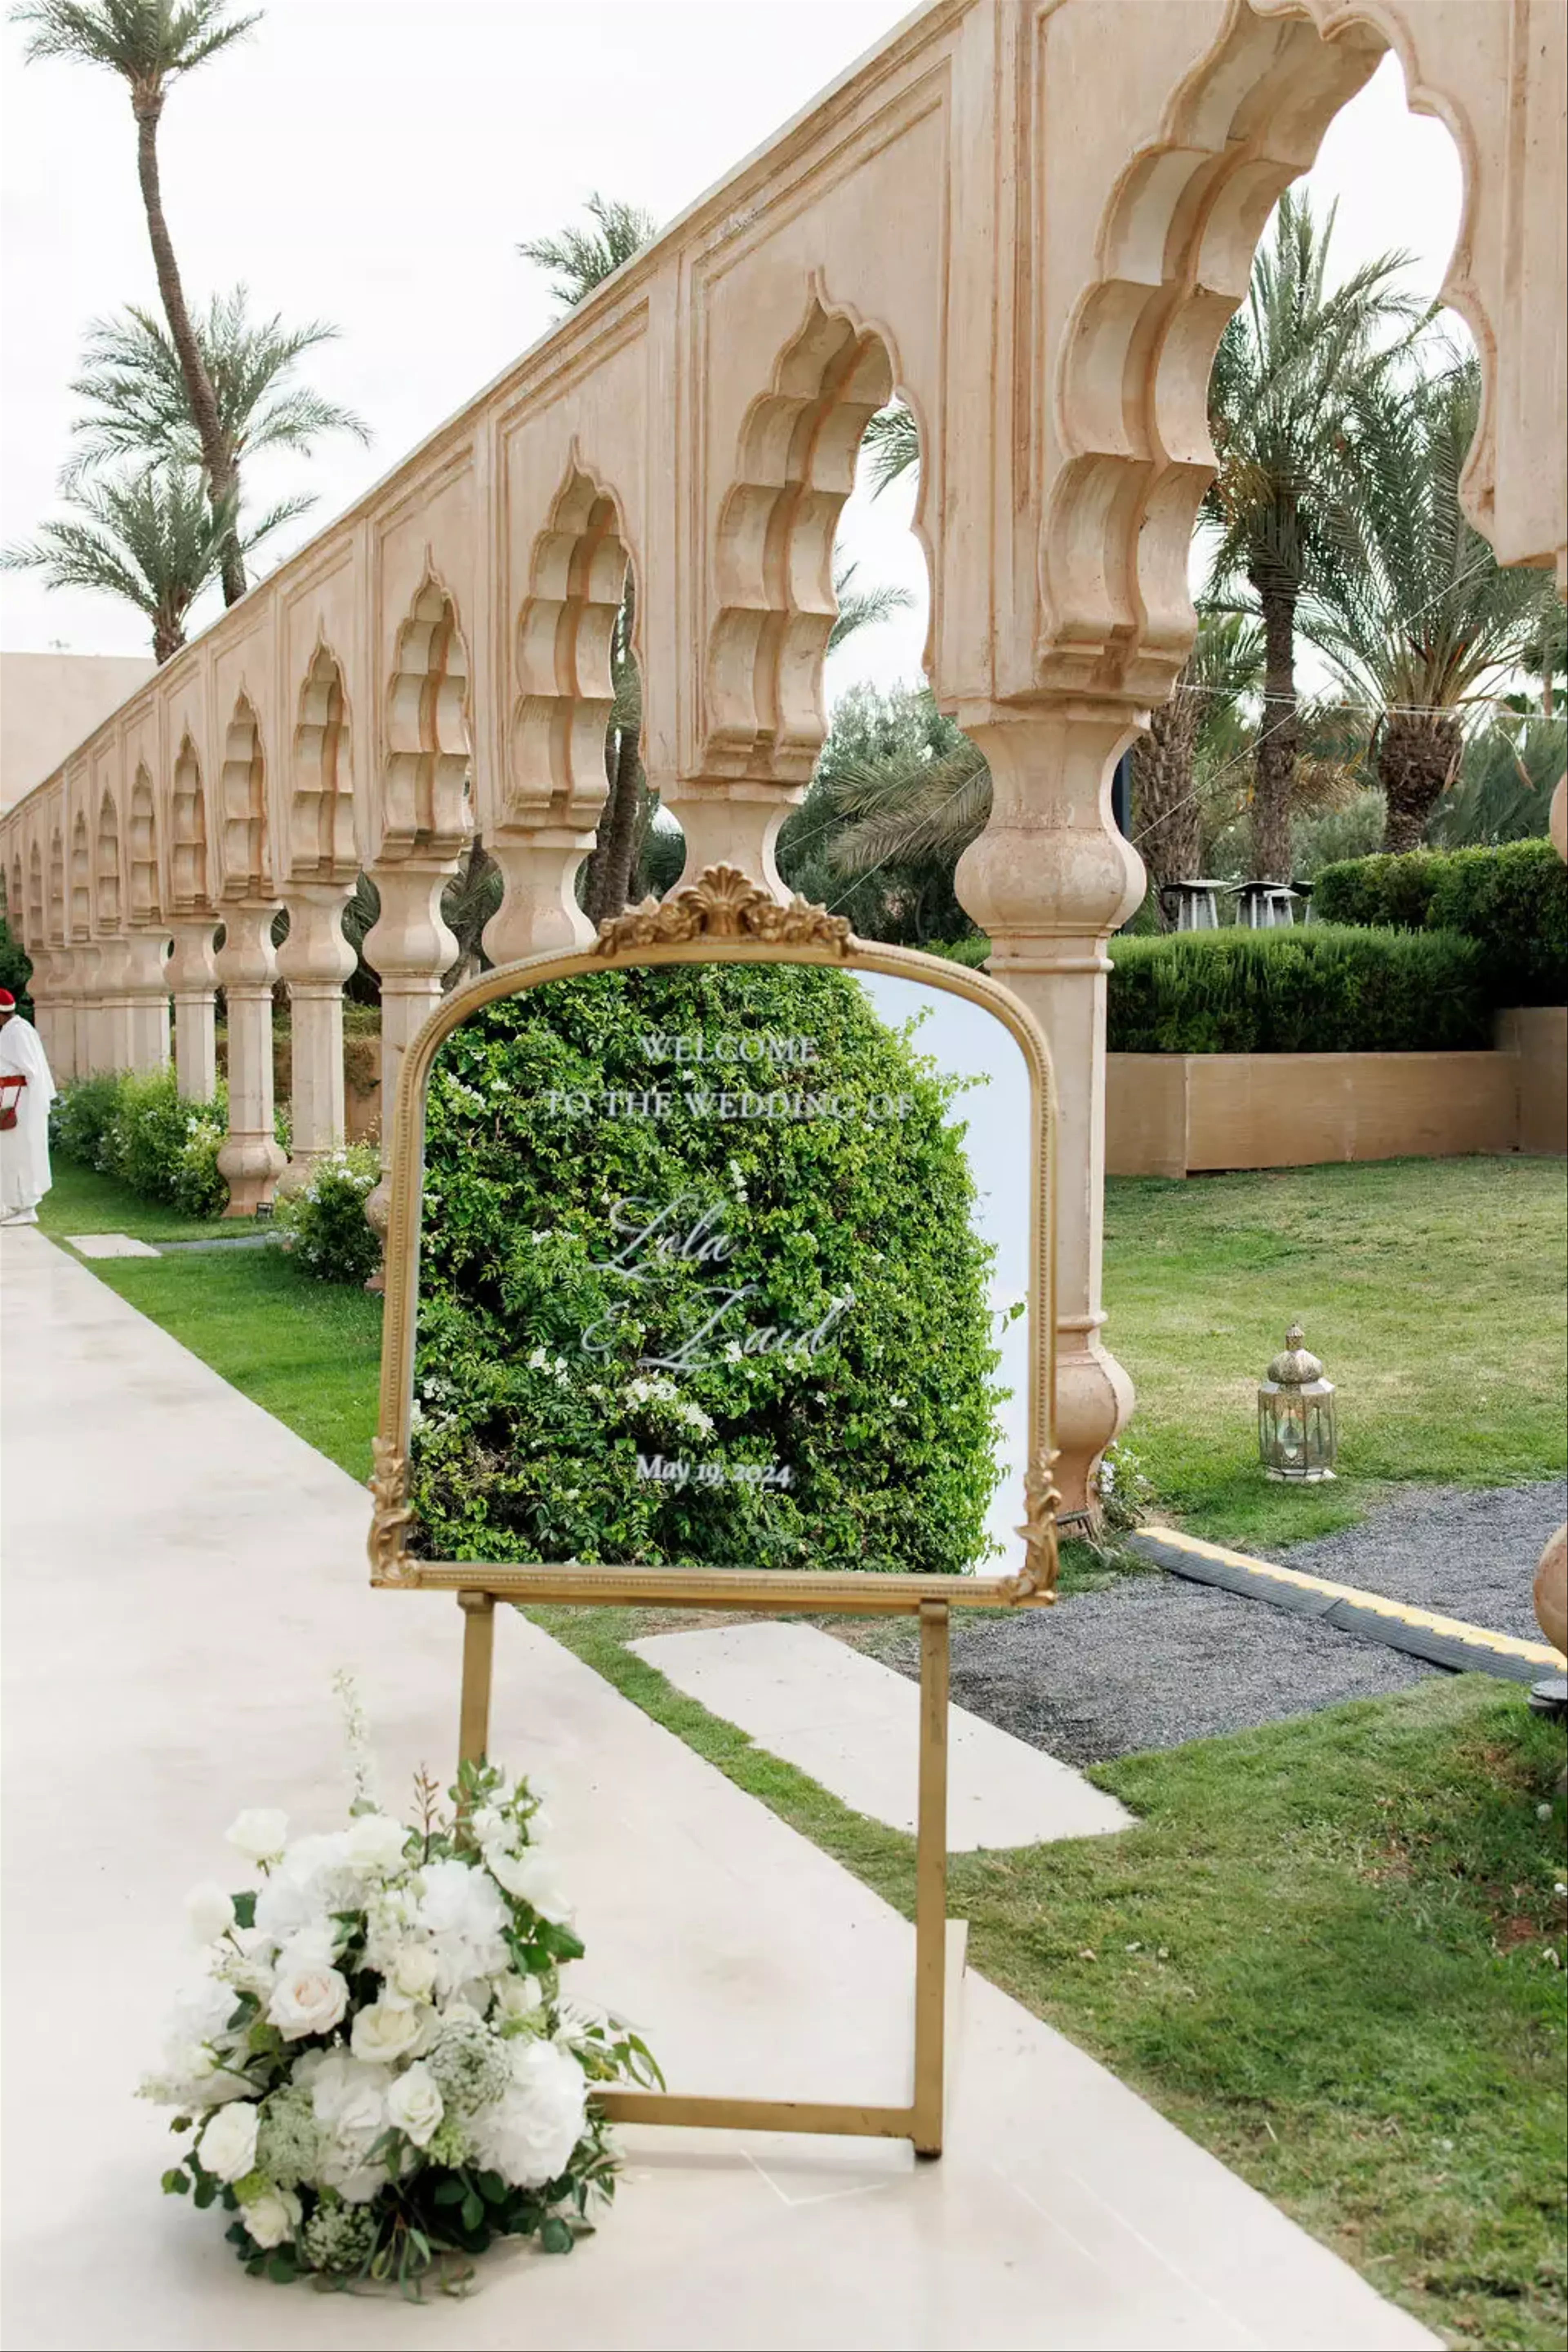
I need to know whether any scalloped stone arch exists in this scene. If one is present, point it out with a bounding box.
[95,789,122,932]
[219,694,271,902]
[170,734,213,917]
[1040,0,1479,704]
[380,573,472,862]
[129,764,160,924]
[9,852,23,940]
[704,296,895,783]
[508,462,630,829]
[290,642,357,882]
[69,813,91,940]
[26,840,45,945]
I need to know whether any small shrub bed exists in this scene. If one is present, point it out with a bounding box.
[274,1144,383,1283]
[1314,838,1568,1005]
[1106,925,1491,1054]
[51,1069,232,1217]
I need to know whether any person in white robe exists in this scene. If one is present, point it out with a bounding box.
[0,989,56,1226]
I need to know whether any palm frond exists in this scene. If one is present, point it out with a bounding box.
[15,0,258,82]
[860,404,920,497]
[827,557,915,652]
[518,194,659,313]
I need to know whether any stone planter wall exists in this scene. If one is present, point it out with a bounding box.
[1107,1008,1567,1176]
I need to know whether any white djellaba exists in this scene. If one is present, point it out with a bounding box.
[0,995,55,1226]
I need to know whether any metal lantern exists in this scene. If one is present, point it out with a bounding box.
[1258,1323,1337,1481]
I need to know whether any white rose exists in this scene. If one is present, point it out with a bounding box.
[332,2160,390,2204]
[389,1945,439,2002]
[386,2061,444,2148]
[200,2098,260,2183]
[470,2039,586,2188]
[486,1844,573,1925]
[185,1882,236,1945]
[351,1996,422,2065]
[344,1813,409,1874]
[225,1809,288,1865]
[493,1972,545,2023]
[239,2186,300,2249]
[470,1806,506,1844]
[267,1939,349,2041]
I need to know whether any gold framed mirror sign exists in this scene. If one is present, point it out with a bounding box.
[368,864,1060,2154]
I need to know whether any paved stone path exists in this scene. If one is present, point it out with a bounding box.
[0,1227,1434,2350]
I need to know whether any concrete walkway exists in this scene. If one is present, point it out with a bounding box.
[0,1226,1436,2352]
[631,1620,1135,1847]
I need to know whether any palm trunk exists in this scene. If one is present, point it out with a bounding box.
[152,613,185,665]
[583,575,643,922]
[133,96,245,607]
[1131,669,1203,917]
[1378,712,1462,852]
[1250,570,1299,882]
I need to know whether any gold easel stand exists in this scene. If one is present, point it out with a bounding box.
[457,1589,953,2157]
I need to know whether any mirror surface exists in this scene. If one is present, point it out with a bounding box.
[404,958,1035,1579]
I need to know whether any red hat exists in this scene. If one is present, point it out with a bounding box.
[0,990,14,1010]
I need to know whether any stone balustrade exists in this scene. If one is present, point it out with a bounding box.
[2,0,1562,1514]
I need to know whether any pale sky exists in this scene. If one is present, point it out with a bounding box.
[1,2,1463,695]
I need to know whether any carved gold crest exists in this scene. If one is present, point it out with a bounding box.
[595,863,851,956]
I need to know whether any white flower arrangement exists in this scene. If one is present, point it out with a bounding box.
[143,1700,659,2295]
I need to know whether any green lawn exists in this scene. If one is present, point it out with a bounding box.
[39,1156,262,1243]
[1106,1156,1567,1550]
[38,1150,1568,2345]
[532,1610,1567,2352]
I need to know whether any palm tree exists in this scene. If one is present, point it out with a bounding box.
[1307,354,1558,851]
[16,0,261,606]
[61,289,368,492]
[1131,611,1262,905]
[518,193,659,314]
[1205,191,1424,878]
[0,463,302,662]
[828,558,913,653]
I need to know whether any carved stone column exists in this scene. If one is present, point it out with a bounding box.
[167,922,219,1102]
[362,862,459,1126]
[93,934,138,1074]
[25,949,60,1073]
[275,882,357,1194]
[657,778,797,904]
[213,903,286,1215]
[74,942,104,1076]
[955,703,1145,1520]
[122,929,172,1074]
[43,949,78,1080]
[483,832,596,962]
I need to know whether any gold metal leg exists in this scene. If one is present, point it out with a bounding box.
[911,1598,950,2156]
[457,1589,497,1765]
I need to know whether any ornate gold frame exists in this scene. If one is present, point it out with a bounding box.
[368,865,1060,2157]
[370,864,1060,1612]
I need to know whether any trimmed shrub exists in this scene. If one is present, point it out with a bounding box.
[49,1073,123,1168]
[0,917,33,1018]
[407,962,1003,1575]
[1424,840,1568,1006]
[51,1069,231,1216]
[1106,925,1491,1054]
[1314,839,1568,1005]
[275,1144,383,1283]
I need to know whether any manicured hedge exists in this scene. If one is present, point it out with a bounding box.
[1313,839,1567,1006]
[1106,925,1492,1054]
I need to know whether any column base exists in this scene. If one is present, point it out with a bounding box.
[1051,1323,1135,1522]
[217,1137,287,1218]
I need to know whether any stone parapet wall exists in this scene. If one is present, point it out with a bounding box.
[1107,1015,1566,1176]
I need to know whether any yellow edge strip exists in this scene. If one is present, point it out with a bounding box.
[1142,1526,1567,1669]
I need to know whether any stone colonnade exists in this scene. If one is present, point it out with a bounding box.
[3,0,1563,1515]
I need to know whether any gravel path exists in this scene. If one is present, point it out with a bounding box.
[1272,1478,1566,1642]
[864,1479,1566,1767]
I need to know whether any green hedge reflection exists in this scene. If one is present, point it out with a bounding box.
[408,962,1002,1572]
